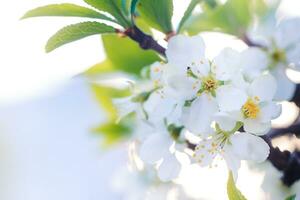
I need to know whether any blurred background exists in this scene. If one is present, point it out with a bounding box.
[0,0,300,199]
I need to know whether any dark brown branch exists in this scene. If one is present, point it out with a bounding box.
[122,26,166,56]
[267,124,300,139]
[262,135,300,186]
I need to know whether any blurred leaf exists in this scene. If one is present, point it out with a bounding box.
[84,0,131,27]
[21,3,116,23]
[185,0,267,36]
[46,21,115,52]
[203,0,217,8]
[177,0,201,33]
[101,34,159,75]
[227,171,247,200]
[91,84,130,120]
[137,0,173,33]
[285,194,296,200]
[85,60,116,75]
[130,0,140,17]
[93,120,132,147]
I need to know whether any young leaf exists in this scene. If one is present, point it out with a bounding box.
[85,60,116,75]
[137,0,173,33]
[101,34,159,75]
[130,0,140,17]
[21,3,116,23]
[46,21,115,53]
[91,84,131,121]
[84,0,131,27]
[285,194,296,200]
[184,0,267,36]
[227,171,247,200]
[177,0,201,33]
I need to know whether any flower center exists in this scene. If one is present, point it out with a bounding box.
[242,98,260,119]
[202,76,218,92]
[271,49,286,63]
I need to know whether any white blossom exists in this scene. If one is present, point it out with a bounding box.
[247,17,300,100]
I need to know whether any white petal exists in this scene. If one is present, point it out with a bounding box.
[216,85,248,112]
[213,48,241,81]
[189,59,210,77]
[287,43,300,70]
[166,35,205,67]
[182,94,218,136]
[215,112,237,131]
[243,118,271,135]
[229,132,270,163]
[272,67,296,101]
[275,18,300,49]
[259,102,282,122]
[143,91,176,122]
[150,61,164,82]
[240,48,268,80]
[157,153,181,182]
[164,71,196,99]
[113,97,137,120]
[139,133,172,164]
[249,74,277,102]
[231,72,249,91]
[247,12,277,47]
[193,138,219,166]
[223,145,241,181]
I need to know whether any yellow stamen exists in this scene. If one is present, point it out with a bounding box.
[202,76,218,92]
[242,98,260,119]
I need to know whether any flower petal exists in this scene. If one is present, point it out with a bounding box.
[271,67,296,101]
[275,18,300,49]
[216,85,248,112]
[143,91,177,122]
[240,47,268,80]
[166,35,205,67]
[243,118,271,135]
[157,153,181,182]
[139,133,172,164]
[113,97,137,121]
[249,74,277,102]
[215,112,237,131]
[213,48,241,81]
[229,132,270,163]
[193,138,219,166]
[182,94,218,136]
[259,102,282,122]
[223,145,241,181]
[287,43,300,70]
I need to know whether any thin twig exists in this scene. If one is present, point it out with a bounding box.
[121,26,166,56]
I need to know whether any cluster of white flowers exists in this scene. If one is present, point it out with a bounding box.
[114,18,300,182]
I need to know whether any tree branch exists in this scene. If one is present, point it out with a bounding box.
[262,135,300,186]
[122,26,166,56]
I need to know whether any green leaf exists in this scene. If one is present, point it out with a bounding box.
[93,120,132,147]
[177,0,202,33]
[185,0,267,36]
[130,0,140,16]
[85,60,116,75]
[84,0,131,27]
[101,34,159,75]
[137,0,173,33]
[21,3,116,22]
[227,171,247,200]
[91,84,131,120]
[285,194,296,200]
[46,21,115,53]
[203,0,217,8]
